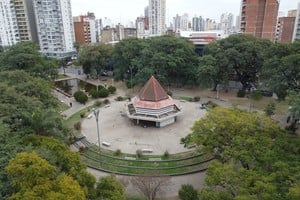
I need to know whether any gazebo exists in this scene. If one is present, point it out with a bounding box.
[126,76,181,128]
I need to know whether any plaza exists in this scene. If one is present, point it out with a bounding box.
[81,100,206,154]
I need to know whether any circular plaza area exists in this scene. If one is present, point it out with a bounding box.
[81,100,206,154]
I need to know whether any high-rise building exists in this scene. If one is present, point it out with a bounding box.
[0,0,36,46]
[73,13,97,45]
[0,0,19,46]
[240,0,279,41]
[148,0,166,36]
[277,17,296,43]
[220,13,234,34]
[288,9,297,17]
[205,18,218,31]
[235,15,241,32]
[192,16,205,32]
[33,0,75,58]
[293,3,300,41]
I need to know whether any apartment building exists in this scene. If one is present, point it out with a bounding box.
[240,0,279,41]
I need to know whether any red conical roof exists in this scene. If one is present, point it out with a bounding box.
[138,76,168,102]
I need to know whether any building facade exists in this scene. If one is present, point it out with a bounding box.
[73,13,97,45]
[293,3,300,41]
[276,17,295,43]
[240,0,279,41]
[220,13,234,34]
[33,0,75,58]
[192,16,205,32]
[148,0,166,36]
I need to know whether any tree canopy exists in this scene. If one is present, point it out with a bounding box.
[184,107,300,199]
[112,36,199,87]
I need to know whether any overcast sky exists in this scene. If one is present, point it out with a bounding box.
[71,0,299,25]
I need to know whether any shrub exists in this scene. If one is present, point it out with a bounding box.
[237,89,246,97]
[94,100,102,107]
[80,113,85,118]
[114,149,122,156]
[178,184,199,200]
[89,89,99,98]
[167,91,173,96]
[107,85,116,94]
[74,90,88,104]
[98,88,109,98]
[115,96,124,101]
[103,99,110,104]
[206,101,218,108]
[136,149,143,159]
[193,96,200,102]
[79,146,85,153]
[164,150,169,158]
[74,121,81,130]
[264,102,276,116]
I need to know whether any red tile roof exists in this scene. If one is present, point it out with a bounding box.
[138,76,168,102]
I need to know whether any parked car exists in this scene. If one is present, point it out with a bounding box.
[260,90,273,97]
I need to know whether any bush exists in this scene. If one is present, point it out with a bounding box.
[94,100,102,107]
[114,149,122,156]
[136,149,143,159]
[89,89,99,98]
[206,101,218,108]
[115,96,124,101]
[164,150,169,158]
[103,99,110,104]
[193,96,200,102]
[237,89,246,97]
[74,90,88,104]
[98,88,109,98]
[264,102,276,116]
[74,122,81,130]
[108,85,116,94]
[79,146,85,153]
[80,113,85,118]
[178,184,199,200]
[167,91,173,96]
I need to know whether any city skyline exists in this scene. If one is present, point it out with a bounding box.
[71,0,299,25]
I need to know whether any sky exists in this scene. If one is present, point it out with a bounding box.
[71,0,299,26]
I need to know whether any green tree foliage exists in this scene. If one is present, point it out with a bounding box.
[262,41,300,100]
[74,90,88,104]
[108,85,117,94]
[78,43,113,76]
[6,152,85,200]
[178,184,199,200]
[203,34,271,91]
[185,107,300,199]
[112,36,198,87]
[0,41,58,79]
[22,135,96,198]
[96,175,126,200]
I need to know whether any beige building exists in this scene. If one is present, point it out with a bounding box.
[149,0,166,35]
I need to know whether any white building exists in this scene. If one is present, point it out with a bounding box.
[293,3,300,41]
[0,0,19,46]
[149,0,166,36]
[220,13,234,34]
[33,0,75,58]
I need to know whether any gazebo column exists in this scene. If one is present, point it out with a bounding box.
[137,119,139,125]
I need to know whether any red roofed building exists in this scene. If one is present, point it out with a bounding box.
[126,76,181,127]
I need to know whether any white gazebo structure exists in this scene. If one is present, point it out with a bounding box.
[126,76,181,128]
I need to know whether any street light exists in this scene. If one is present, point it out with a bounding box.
[129,66,133,90]
[93,109,101,165]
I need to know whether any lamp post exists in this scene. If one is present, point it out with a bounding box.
[129,66,133,90]
[93,109,101,165]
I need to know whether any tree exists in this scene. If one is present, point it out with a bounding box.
[204,34,271,91]
[96,175,125,200]
[5,152,85,200]
[112,36,198,87]
[74,90,88,104]
[130,174,170,200]
[184,107,282,167]
[0,41,58,79]
[262,42,300,100]
[178,184,199,200]
[78,44,112,76]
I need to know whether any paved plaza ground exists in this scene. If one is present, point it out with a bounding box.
[81,99,206,154]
